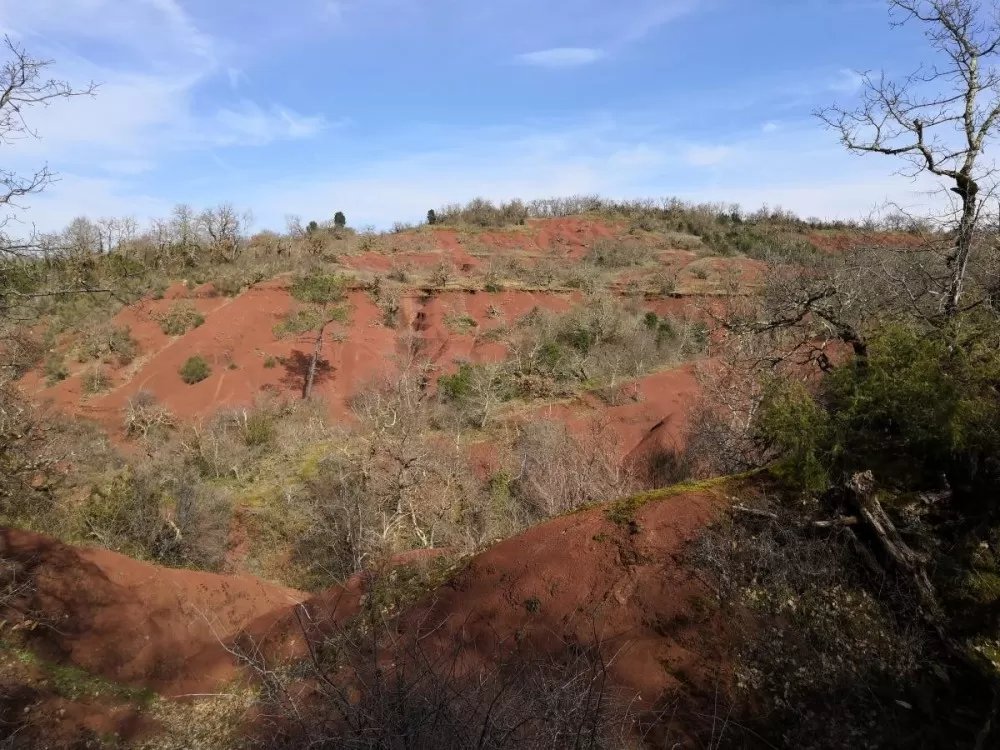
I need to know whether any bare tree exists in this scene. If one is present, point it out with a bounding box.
[0,38,100,335]
[0,37,96,258]
[817,0,1000,316]
[168,203,203,266]
[199,203,249,263]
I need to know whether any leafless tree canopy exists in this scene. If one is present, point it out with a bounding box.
[817,0,1000,314]
[0,36,95,254]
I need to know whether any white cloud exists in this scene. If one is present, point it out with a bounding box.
[0,0,326,173]
[762,121,779,133]
[209,102,329,147]
[515,47,607,68]
[683,144,734,166]
[828,68,864,93]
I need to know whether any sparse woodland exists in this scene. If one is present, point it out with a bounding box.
[2,2,1000,748]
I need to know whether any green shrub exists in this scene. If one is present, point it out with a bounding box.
[755,378,832,494]
[273,308,323,338]
[264,356,278,369]
[755,320,1000,494]
[179,355,211,385]
[334,211,346,229]
[444,313,478,334]
[151,280,168,300]
[213,269,264,297]
[159,301,205,336]
[290,272,348,305]
[438,364,475,401]
[110,325,139,365]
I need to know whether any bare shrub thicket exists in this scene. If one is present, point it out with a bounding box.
[291,368,483,583]
[123,391,176,440]
[181,398,296,481]
[433,195,872,233]
[511,420,636,520]
[692,500,935,749]
[247,606,634,750]
[80,456,231,570]
[583,238,653,268]
[0,384,60,525]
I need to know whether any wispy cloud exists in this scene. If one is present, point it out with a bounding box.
[683,144,734,167]
[828,67,864,93]
[616,0,700,45]
[0,0,326,172]
[516,47,606,68]
[209,102,329,147]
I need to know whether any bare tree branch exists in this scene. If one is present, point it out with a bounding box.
[816,0,1000,316]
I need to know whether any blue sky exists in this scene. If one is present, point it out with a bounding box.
[0,0,942,231]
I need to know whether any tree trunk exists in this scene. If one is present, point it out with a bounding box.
[304,321,328,400]
[845,471,943,623]
[944,178,979,317]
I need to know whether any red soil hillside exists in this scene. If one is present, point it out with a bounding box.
[0,528,305,695]
[222,482,738,736]
[18,218,727,463]
[1,481,737,710]
[394,483,732,715]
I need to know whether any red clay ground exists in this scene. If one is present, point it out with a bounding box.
[17,216,761,458]
[20,279,707,454]
[401,484,732,699]
[0,476,741,746]
[233,482,738,746]
[0,528,305,695]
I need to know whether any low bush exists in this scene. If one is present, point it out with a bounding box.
[583,239,653,268]
[443,312,478,334]
[159,301,205,336]
[290,271,348,305]
[77,324,138,366]
[81,366,110,394]
[272,308,323,338]
[430,260,452,288]
[179,355,211,385]
[43,353,68,384]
